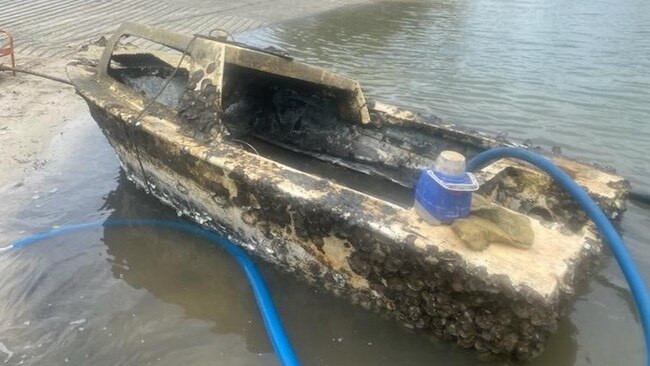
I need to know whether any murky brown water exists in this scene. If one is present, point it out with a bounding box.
[1,0,649,365]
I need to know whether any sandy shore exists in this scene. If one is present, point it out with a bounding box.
[0,57,88,188]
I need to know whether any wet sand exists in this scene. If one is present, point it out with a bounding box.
[0,58,87,187]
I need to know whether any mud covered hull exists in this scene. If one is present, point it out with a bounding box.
[68,22,631,361]
[87,102,604,360]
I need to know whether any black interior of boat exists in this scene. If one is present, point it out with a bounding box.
[221,64,348,138]
[237,137,415,208]
[106,52,486,207]
[97,43,629,233]
[108,53,190,110]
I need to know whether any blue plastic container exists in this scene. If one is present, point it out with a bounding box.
[414,166,479,224]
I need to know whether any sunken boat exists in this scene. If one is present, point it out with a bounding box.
[67,23,629,360]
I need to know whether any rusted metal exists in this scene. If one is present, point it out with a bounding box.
[67,23,630,361]
[0,29,16,76]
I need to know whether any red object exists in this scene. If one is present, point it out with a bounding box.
[0,30,16,76]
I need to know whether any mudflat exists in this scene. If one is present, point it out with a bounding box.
[0,58,88,187]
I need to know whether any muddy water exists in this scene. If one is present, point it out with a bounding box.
[1,1,649,365]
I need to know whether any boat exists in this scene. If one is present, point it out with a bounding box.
[67,23,629,360]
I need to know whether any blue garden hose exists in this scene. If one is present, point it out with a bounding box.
[468,147,650,365]
[9,219,301,366]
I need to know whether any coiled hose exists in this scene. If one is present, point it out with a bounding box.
[9,219,301,366]
[467,147,650,365]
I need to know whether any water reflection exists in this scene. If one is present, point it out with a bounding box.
[102,173,272,354]
[268,1,451,58]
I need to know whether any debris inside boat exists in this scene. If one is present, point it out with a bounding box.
[67,23,630,360]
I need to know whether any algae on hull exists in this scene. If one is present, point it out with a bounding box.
[68,23,629,360]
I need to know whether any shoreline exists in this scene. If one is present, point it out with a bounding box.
[0,57,88,188]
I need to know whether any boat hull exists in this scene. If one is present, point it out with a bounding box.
[67,23,630,360]
[85,101,602,360]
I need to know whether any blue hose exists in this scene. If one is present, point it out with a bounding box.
[10,219,302,366]
[468,147,650,365]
